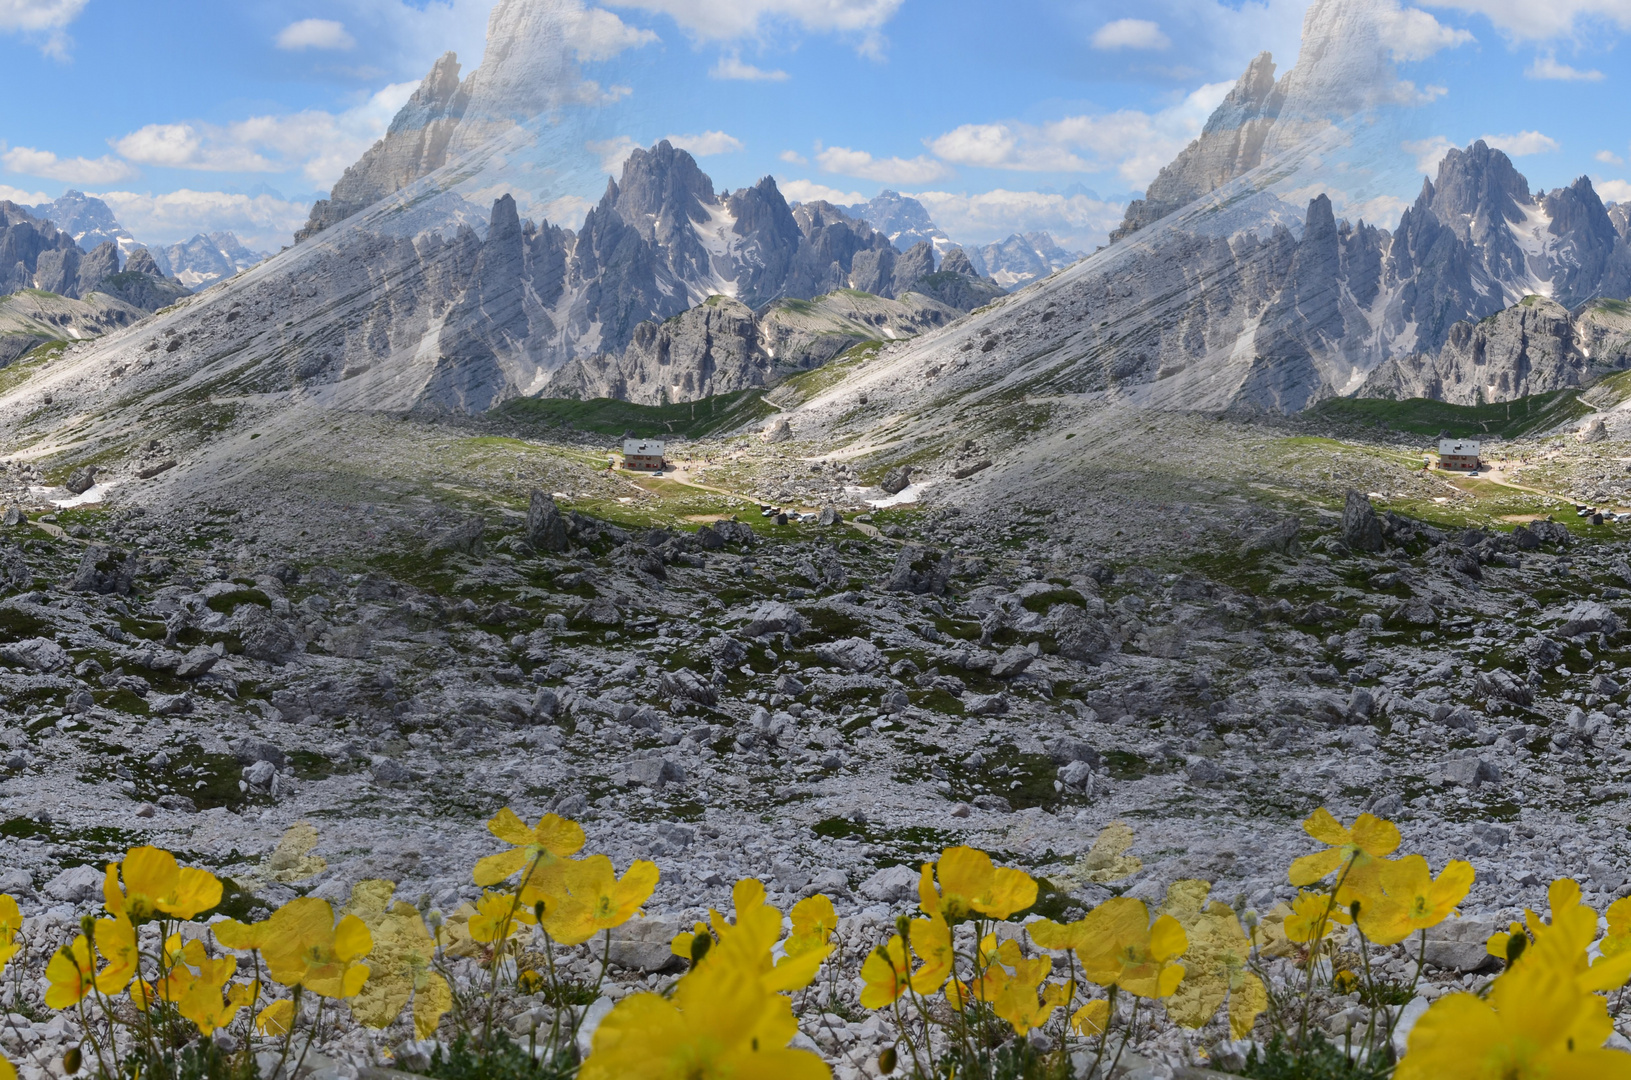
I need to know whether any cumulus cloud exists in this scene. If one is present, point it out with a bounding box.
[1597,150,1625,165]
[0,183,52,205]
[1374,6,1473,60]
[90,188,312,251]
[111,81,418,187]
[906,188,1127,251]
[1424,0,1631,41]
[816,146,953,184]
[566,7,659,60]
[276,18,356,51]
[1402,136,1455,174]
[586,137,640,174]
[711,53,789,80]
[0,0,87,56]
[2,146,137,184]
[778,178,866,205]
[1598,179,1631,202]
[1091,19,1170,50]
[925,80,1232,188]
[667,130,745,155]
[779,150,808,165]
[1526,53,1604,80]
[604,0,903,43]
[1481,130,1561,155]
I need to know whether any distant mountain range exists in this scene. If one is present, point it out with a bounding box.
[22,190,270,293]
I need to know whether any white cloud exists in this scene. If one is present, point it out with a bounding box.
[779,150,808,165]
[276,18,356,51]
[1422,0,1631,41]
[0,183,52,205]
[1598,179,1631,202]
[925,80,1232,188]
[1526,53,1604,80]
[1481,130,1561,155]
[90,188,312,251]
[0,0,84,54]
[110,81,417,187]
[1597,150,1626,165]
[1403,136,1455,174]
[0,0,84,31]
[2,146,137,184]
[1374,6,1473,60]
[711,52,789,80]
[566,7,658,60]
[778,178,866,205]
[906,188,1127,251]
[817,146,953,184]
[604,0,903,42]
[666,130,744,156]
[1090,18,1170,51]
[587,137,640,174]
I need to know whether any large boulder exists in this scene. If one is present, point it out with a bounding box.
[879,466,912,495]
[235,605,300,664]
[815,637,885,672]
[1049,606,1113,662]
[1240,516,1302,556]
[70,545,136,594]
[424,515,485,557]
[1342,490,1384,552]
[884,545,951,595]
[606,916,683,973]
[0,637,68,672]
[743,601,804,638]
[1559,601,1620,639]
[526,490,569,552]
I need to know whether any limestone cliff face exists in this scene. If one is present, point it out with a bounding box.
[1112,53,1283,243]
[0,203,182,312]
[1361,297,1631,404]
[298,54,468,242]
[550,290,962,404]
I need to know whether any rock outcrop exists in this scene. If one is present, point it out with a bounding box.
[1361,297,1631,404]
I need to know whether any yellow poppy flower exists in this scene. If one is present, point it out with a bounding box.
[466,891,534,944]
[103,846,223,923]
[1287,808,1400,888]
[1158,880,1268,1040]
[343,881,454,1041]
[256,998,295,1036]
[45,937,95,1009]
[670,921,712,961]
[176,946,246,1036]
[1355,856,1474,946]
[1072,898,1187,999]
[473,809,586,887]
[860,937,910,1009]
[785,894,838,958]
[91,914,140,994]
[1397,954,1631,1079]
[1282,891,1345,944]
[1,1055,13,1080]
[543,855,660,946]
[691,881,830,994]
[989,940,1061,1036]
[1602,897,1631,959]
[1071,998,1111,1037]
[918,847,1037,923]
[214,916,272,953]
[907,914,956,995]
[579,958,828,1080]
[259,898,373,999]
[0,896,20,974]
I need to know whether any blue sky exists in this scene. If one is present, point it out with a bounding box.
[1,0,1630,252]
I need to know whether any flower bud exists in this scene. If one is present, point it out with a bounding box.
[690,933,712,965]
[63,1047,82,1075]
[1506,933,1527,965]
[894,914,913,943]
[878,1046,898,1075]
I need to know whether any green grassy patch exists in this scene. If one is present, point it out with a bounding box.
[496,389,776,440]
[1315,390,1592,439]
